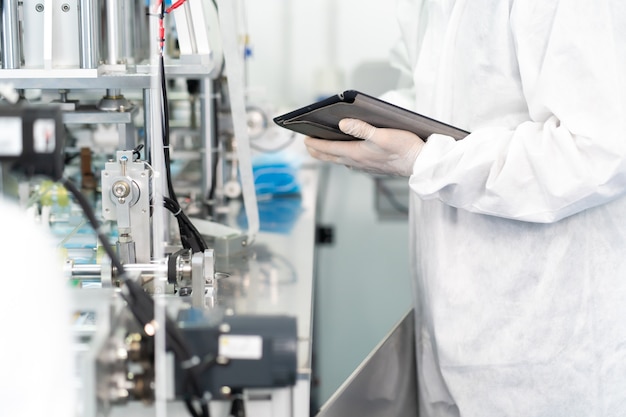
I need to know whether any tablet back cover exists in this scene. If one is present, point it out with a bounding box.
[273,90,469,141]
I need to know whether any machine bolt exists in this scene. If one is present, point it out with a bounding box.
[219,323,231,334]
[112,181,131,198]
[220,386,232,396]
[61,3,70,12]
[35,3,44,12]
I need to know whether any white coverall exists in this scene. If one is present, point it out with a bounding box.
[0,199,75,416]
[396,0,626,416]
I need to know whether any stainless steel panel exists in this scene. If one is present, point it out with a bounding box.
[317,310,418,417]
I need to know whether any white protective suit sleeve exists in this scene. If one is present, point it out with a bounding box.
[408,1,626,223]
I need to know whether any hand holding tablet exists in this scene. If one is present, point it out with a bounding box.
[273,90,469,141]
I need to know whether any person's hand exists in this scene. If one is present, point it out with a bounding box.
[304,118,425,177]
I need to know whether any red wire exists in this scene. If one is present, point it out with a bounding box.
[166,0,187,14]
[151,0,187,54]
[159,19,165,53]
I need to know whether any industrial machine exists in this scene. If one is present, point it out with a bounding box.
[0,1,314,416]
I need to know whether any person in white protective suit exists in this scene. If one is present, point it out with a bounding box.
[305,1,626,416]
[0,198,75,417]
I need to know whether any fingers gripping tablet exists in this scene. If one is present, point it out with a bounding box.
[273,90,469,141]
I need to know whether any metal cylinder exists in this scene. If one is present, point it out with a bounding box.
[1,0,21,69]
[105,0,120,65]
[143,89,153,164]
[78,0,98,68]
[71,262,168,279]
[120,0,133,62]
[107,88,122,98]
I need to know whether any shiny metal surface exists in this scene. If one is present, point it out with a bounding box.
[78,0,99,68]
[105,0,121,65]
[0,70,150,89]
[316,309,418,417]
[62,105,137,124]
[1,0,20,69]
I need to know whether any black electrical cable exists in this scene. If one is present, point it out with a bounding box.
[163,196,207,253]
[160,54,178,204]
[229,390,246,417]
[132,143,145,160]
[156,12,209,254]
[61,178,125,274]
[157,5,209,414]
[206,79,221,216]
[62,179,157,336]
[184,399,201,417]
[61,176,209,417]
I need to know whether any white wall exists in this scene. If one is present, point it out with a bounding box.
[244,0,401,109]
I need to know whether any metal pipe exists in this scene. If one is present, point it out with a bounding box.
[106,0,120,65]
[201,78,212,200]
[107,88,122,98]
[78,0,98,68]
[143,88,152,164]
[1,0,20,69]
[121,0,133,62]
[71,262,168,277]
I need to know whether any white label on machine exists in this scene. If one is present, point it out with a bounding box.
[218,335,263,360]
[33,118,56,153]
[0,117,23,156]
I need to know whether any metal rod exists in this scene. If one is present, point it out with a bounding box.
[121,0,133,62]
[107,88,122,98]
[106,0,120,65]
[201,78,213,200]
[143,88,152,164]
[78,0,98,68]
[71,262,168,278]
[1,0,20,69]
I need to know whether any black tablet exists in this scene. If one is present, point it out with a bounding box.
[273,90,469,141]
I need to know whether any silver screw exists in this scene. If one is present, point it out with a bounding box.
[220,386,232,396]
[112,181,130,198]
[61,3,70,12]
[219,323,231,334]
[35,4,44,12]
